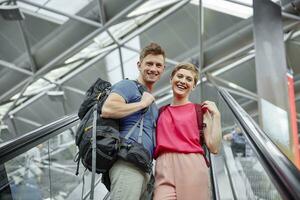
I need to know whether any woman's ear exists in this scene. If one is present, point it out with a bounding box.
[193,85,196,89]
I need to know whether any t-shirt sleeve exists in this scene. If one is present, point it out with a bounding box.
[111,80,138,103]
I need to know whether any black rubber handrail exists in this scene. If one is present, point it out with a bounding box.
[215,85,300,200]
[0,114,79,165]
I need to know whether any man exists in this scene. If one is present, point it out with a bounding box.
[224,126,246,157]
[101,43,166,200]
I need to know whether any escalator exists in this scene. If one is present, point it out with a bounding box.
[209,86,300,200]
[0,85,299,200]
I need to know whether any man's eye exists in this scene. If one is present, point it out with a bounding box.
[177,74,183,78]
[187,78,193,82]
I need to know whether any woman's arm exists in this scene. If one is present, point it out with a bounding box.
[202,101,222,154]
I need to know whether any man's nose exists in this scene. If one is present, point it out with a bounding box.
[149,65,157,70]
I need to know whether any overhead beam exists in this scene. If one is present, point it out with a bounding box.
[218,85,258,101]
[18,0,103,28]
[0,0,145,104]
[202,20,299,74]
[4,0,191,118]
[58,44,118,84]
[97,0,107,24]
[207,73,258,100]
[0,60,33,76]
[18,20,37,73]
[198,0,204,100]
[62,86,85,96]
[282,12,300,21]
[123,45,179,65]
[20,8,64,24]
[59,0,190,86]
[14,116,42,127]
[226,0,300,22]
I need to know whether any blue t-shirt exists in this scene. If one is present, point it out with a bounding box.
[111,80,158,157]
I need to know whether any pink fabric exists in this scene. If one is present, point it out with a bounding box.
[153,153,210,200]
[154,103,204,159]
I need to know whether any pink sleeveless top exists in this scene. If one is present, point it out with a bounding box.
[154,103,204,159]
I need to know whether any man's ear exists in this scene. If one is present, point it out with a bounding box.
[137,61,141,71]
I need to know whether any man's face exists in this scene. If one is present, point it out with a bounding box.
[138,54,165,84]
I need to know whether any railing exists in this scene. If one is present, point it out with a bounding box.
[207,78,300,200]
[0,114,79,165]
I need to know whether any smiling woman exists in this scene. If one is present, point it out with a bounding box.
[153,62,222,200]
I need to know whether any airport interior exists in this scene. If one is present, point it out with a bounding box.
[0,0,300,199]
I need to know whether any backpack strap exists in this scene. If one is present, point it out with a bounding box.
[135,81,158,147]
[132,80,149,114]
[133,80,147,95]
[195,104,205,146]
[124,113,145,144]
[90,104,98,200]
[158,104,170,116]
[194,104,211,168]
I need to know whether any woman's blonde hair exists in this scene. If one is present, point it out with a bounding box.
[170,63,199,86]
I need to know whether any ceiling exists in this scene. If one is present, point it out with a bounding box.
[0,0,300,141]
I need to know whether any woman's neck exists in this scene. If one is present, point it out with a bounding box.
[171,96,190,106]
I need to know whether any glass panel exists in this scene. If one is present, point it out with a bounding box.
[3,124,108,199]
[5,142,51,199]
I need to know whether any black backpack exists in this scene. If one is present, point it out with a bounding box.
[74,78,120,176]
[74,78,150,197]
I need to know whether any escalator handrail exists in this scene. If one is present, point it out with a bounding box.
[0,114,79,165]
[216,86,300,200]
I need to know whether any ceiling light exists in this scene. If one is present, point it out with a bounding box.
[127,0,179,17]
[191,0,280,19]
[191,0,252,19]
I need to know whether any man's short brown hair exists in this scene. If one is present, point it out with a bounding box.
[139,42,166,61]
[171,63,199,86]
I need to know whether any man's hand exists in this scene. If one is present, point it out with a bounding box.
[141,92,155,108]
[223,134,233,141]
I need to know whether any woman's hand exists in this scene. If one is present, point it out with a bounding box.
[201,101,220,117]
[202,101,222,154]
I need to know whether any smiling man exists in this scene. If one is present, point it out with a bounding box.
[101,43,166,200]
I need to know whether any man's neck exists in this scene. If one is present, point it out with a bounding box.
[137,77,153,92]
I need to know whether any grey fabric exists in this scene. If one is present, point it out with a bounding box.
[109,160,149,200]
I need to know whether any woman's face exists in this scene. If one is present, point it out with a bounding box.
[171,68,195,98]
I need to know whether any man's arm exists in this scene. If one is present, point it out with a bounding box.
[101,92,154,119]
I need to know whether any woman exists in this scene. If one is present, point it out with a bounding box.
[153,63,221,200]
